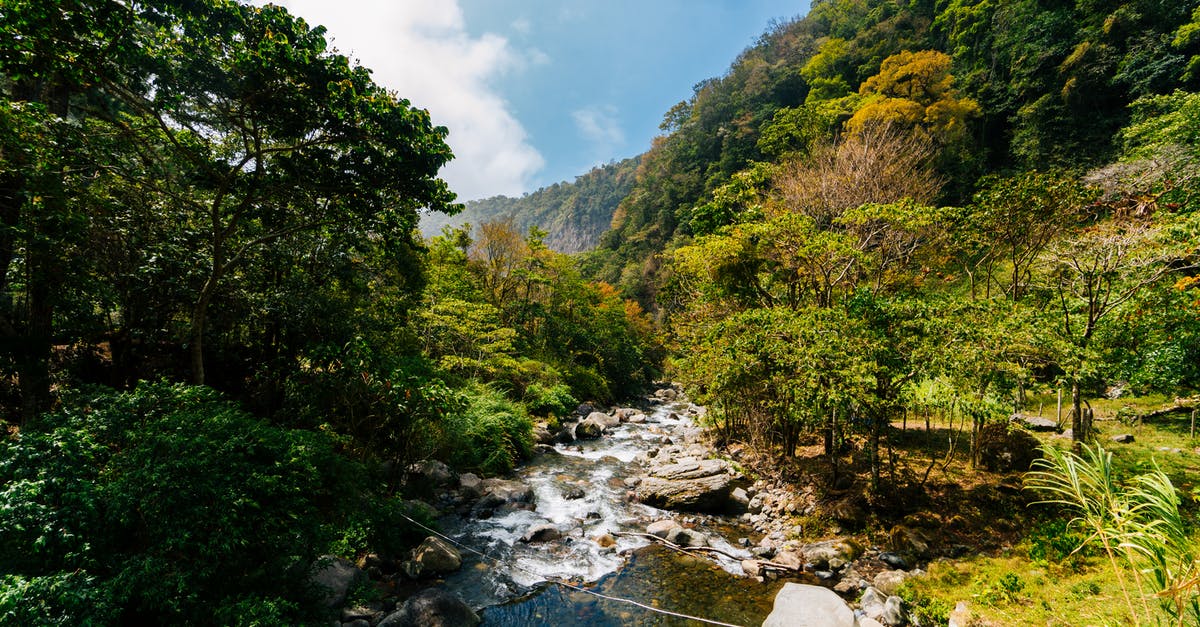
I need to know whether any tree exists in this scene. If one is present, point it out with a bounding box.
[1041,217,1188,447]
[846,50,981,148]
[104,2,458,384]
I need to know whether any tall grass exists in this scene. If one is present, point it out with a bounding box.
[1025,444,1200,626]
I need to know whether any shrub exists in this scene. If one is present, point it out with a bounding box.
[0,382,369,625]
[440,384,534,475]
[524,383,578,419]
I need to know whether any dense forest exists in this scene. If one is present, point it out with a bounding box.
[3,0,1200,625]
[0,1,659,623]
[420,157,639,253]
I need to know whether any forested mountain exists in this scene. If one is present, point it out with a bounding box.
[585,0,1200,303]
[421,157,640,253]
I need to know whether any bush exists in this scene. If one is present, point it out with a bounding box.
[439,384,534,475]
[524,383,578,419]
[0,382,369,625]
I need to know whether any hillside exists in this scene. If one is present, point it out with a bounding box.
[421,157,640,253]
[583,0,1200,304]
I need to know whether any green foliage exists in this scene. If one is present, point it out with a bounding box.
[524,383,578,419]
[440,384,535,476]
[0,382,369,624]
[284,339,462,465]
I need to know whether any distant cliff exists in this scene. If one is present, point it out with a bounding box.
[421,157,640,253]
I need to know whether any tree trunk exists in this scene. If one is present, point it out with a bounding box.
[1071,378,1084,453]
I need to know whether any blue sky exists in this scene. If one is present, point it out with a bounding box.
[267,1,808,200]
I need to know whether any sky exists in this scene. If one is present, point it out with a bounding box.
[265,1,809,201]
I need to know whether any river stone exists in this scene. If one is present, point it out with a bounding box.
[533,425,556,445]
[522,524,562,543]
[576,417,606,439]
[614,407,640,421]
[761,583,855,627]
[308,556,364,608]
[626,412,648,424]
[882,595,907,626]
[595,533,616,548]
[665,526,708,548]
[378,588,480,627]
[576,402,596,417]
[742,559,762,578]
[479,478,534,506]
[860,586,887,621]
[873,570,909,596]
[730,487,750,512]
[772,550,802,571]
[859,618,886,627]
[410,536,462,576]
[636,473,733,512]
[802,539,861,569]
[408,459,456,487]
[878,552,908,570]
[649,459,729,480]
[646,519,679,538]
[587,411,621,428]
[458,473,482,497]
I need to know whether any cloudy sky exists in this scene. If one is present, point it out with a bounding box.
[265,1,806,201]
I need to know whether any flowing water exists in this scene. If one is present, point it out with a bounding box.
[435,398,791,626]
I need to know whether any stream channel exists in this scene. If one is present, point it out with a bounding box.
[435,396,792,626]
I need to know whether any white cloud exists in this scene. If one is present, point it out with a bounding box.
[572,105,625,155]
[264,0,544,200]
[510,17,532,35]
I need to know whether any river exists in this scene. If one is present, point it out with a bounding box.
[435,396,792,626]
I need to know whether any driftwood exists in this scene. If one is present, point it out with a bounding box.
[612,531,799,572]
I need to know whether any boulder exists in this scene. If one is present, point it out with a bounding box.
[479,479,534,507]
[594,533,616,548]
[637,473,733,512]
[586,411,621,429]
[1014,414,1059,432]
[859,619,886,627]
[742,559,762,578]
[1112,433,1135,444]
[802,539,862,569]
[882,595,907,626]
[626,413,648,424]
[614,407,640,421]
[576,417,606,440]
[859,586,886,621]
[873,570,909,596]
[378,588,480,627]
[556,423,577,444]
[533,425,556,445]
[458,473,482,498]
[522,524,562,543]
[761,583,856,627]
[308,556,364,608]
[576,402,596,417]
[408,460,456,487]
[654,388,678,401]
[406,536,462,578]
[665,526,708,548]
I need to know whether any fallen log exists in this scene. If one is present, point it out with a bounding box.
[612,531,798,572]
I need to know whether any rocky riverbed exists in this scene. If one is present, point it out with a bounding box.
[314,384,934,626]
